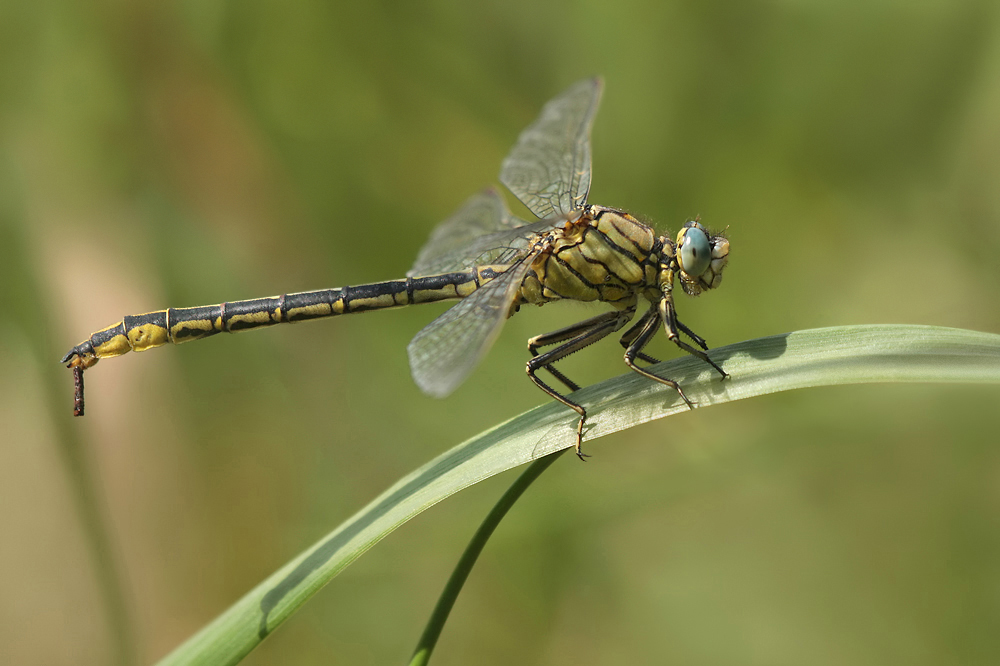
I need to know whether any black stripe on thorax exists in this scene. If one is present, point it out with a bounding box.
[567,226,646,286]
[589,206,659,257]
[567,227,632,283]
[607,217,651,254]
[587,225,645,266]
[650,236,665,258]
[551,251,599,290]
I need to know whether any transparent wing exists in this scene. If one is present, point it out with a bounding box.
[408,255,537,397]
[408,189,566,276]
[411,189,521,270]
[410,188,524,276]
[499,77,603,219]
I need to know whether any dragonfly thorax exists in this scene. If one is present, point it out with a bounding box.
[516,206,659,310]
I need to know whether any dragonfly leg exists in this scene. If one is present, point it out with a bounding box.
[527,308,634,392]
[72,367,85,417]
[675,318,709,351]
[659,298,728,379]
[618,307,662,365]
[620,310,709,360]
[527,311,631,460]
[622,308,696,410]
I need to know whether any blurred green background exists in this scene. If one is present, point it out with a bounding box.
[3,0,1000,664]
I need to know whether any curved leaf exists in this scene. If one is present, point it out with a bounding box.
[157,325,1000,665]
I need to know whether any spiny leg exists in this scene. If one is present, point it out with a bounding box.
[619,308,708,362]
[527,312,629,460]
[619,308,662,365]
[619,308,720,388]
[528,308,634,393]
[658,298,728,380]
[675,319,709,351]
[621,308,696,409]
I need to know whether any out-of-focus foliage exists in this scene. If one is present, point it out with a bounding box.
[1,1,999,664]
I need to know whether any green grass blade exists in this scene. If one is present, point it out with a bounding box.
[156,325,1000,666]
[408,449,568,666]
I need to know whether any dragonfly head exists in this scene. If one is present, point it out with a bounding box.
[675,220,729,296]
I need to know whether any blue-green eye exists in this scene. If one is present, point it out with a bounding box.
[679,226,711,277]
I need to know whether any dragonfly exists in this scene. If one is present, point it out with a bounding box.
[62,78,730,458]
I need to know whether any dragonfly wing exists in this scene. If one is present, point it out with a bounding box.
[499,77,603,219]
[408,256,536,397]
[409,204,566,276]
[410,188,523,276]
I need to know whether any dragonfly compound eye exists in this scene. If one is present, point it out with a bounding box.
[678,225,712,277]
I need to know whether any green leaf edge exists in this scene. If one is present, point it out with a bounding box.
[157,324,1000,666]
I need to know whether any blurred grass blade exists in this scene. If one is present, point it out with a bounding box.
[157,325,1000,666]
[409,449,568,666]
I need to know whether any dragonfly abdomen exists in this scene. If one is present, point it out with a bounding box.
[61,269,497,370]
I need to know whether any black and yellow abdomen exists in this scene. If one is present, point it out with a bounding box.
[62,268,502,370]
